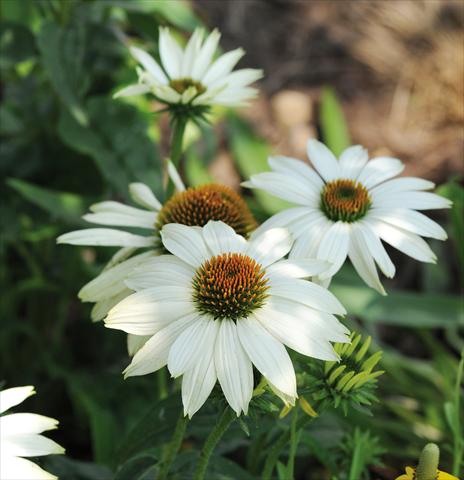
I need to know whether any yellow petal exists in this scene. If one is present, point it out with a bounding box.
[437,470,460,480]
[394,466,415,480]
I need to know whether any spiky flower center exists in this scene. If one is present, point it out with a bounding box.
[320,179,371,222]
[169,78,206,95]
[192,253,269,320]
[157,184,256,237]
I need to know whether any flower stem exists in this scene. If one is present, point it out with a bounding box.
[286,407,300,480]
[157,412,189,480]
[193,407,236,480]
[165,117,187,197]
[262,414,313,480]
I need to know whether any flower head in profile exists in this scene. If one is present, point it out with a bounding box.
[115,27,262,118]
[0,386,64,480]
[244,139,451,294]
[105,220,348,417]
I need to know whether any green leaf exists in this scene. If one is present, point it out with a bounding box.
[37,21,89,126]
[7,177,85,223]
[44,456,112,480]
[114,454,158,480]
[58,97,163,199]
[0,22,36,70]
[320,87,351,156]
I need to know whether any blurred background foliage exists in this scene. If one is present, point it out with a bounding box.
[0,1,463,479]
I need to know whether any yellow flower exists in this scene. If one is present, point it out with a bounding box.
[395,465,460,480]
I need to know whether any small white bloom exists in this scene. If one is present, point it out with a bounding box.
[105,220,348,417]
[0,386,64,480]
[243,139,451,294]
[115,27,262,109]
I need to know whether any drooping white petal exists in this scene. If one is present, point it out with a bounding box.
[266,259,331,279]
[270,278,346,315]
[129,46,168,84]
[208,87,258,105]
[237,317,297,401]
[268,155,324,190]
[159,27,183,78]
[348,225,386,295]
[105,286,195,335]
[0,455,58,480]
[79,251,156,302]
[168,318,219,378]
[191,29,221,80]
[339,145,369,179]
[152,84,181,103]
[215,320,253,416]
[288,214,333,259]
[249,207,312,240]
[316,221,350,278]
[91,289,132,322]
[202,48,245,85]
[202,220,247,256]
[2,434,64,457]
[161,224,210,267]
[127,334,151,357]
[0,414,58,436]
[0,386,35,414]
[123,313,199,377]
[129,183,162,211]
[57,229,155,248]
[246,228,293,267]
[167,160,186,192]
[367,208,447,240]
[114,83,151,98]
[369,219,437,263]
[372,191,452,210]
[126,255,195,291]
[356,156,404,189]
[83,201,157,229]
[370,177,435,198]
[306,139,341,181]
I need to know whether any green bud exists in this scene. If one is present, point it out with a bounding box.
[416,443,439,480]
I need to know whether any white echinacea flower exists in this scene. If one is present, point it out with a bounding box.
[243,139,451,294]
[0,386,64,480]
[115,27,262,110]
[104,220,348,417]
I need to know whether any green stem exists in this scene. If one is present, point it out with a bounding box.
[165,118,187,197]
[452,350,464,475]
[262,414,313,480]
[286,407,299,480]
[157,368,168,400]
[157,413,189,480]
[193,407,236,480]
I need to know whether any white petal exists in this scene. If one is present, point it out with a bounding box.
[83,201,157,229]
[246,228,293,267]
[123,313,199,377]
[209,68,263,90]
[159,27,183,78]
[288,214,333,259]
[91,289,131,322]
[0,455,58,480]
[114,83,151,98]
[358,221,395,277]
[367,208,447,240]
[161,224,210,267]
[0,386,35,414]
[250,207,312,240]
[126,255,195,291]
[127,334,151,356]
[357,156,404,189]
[0,414,58,436]
[191,29,221,80]
[348,225,386,294]
[79,251,156,302]
[105,286,195,335]
[202,48,245,85]
[3,434,64,457]
[370,177,435,198]
[152,84,181,103]
[181,28,204,77]
[202,220,247,256]
[254,306,341,360]
[316,221,350,278]
[369,219,437,263]
[57,228,155,247]
[129,46,168,83]
[339,145,368,179]
[168,318,219,378]
[266,259,331,279]
[245,172,318,206]
[306,139,340,182]
[372,191,452,210]
[270,278,346,315]
[129,183,162,210]
[215,320,253,415]
[237,317,297,401]
[268,155,324,190]
[167,160,186,192]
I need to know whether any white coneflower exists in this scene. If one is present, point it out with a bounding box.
[58,178,256,354]
[243,139,451,294]
[0,386,64,480]
[115,27,262,111]
[105,220,348,417]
